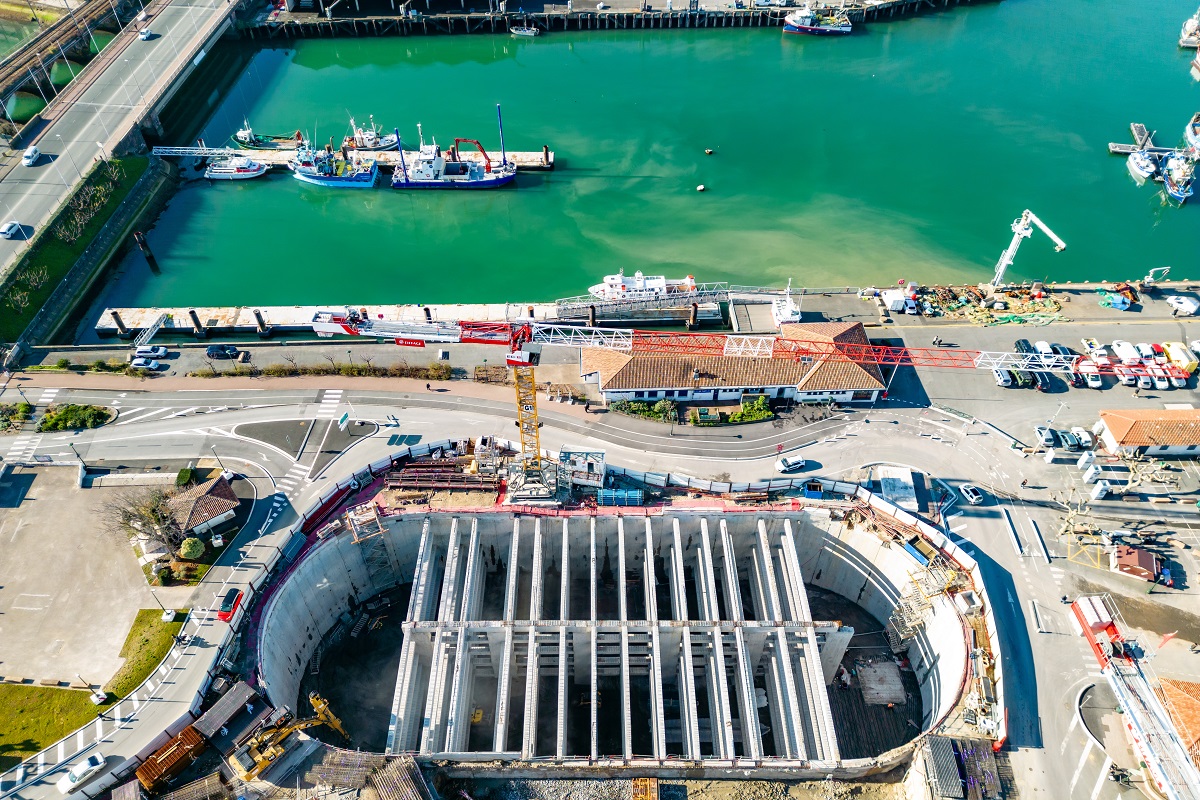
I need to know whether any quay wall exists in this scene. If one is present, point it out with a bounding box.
[245,0,998,39]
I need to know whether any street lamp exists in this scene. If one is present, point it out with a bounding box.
[211,445,226,471]
[1048,401,1068,426]
[68,442,81,462]
[56,135,83,179]
[150,587,175,621]
[123,59,147,107]
[347,349,353,365]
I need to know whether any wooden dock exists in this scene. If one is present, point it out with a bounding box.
[1107,122,1185,156]
[152,145,555,171]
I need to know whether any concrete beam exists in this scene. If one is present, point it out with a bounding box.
[386,634,423,754]
[419,631,451,753]
[503,518,521,620]
[617,517,628,621]
[590,517,598,622]
[756,520,783,622]
[406,517,434,622]
[560,518,571,621]
[437,518,463,622]
[707,630,736,759]
[772,629,805,760]
[591,626,599,760]
[521,631,540,759]
[719,519,744,621]
[443,628,471,752]
[731,627,763,761]
[649,625,667,759]
[671,519,689,621]
[698,519,721,621]
[644,519,658,624]
[679,631,701,758]
[621,628,632,760]
[458,519,482,621]
[493,627,515,752]
[556,627,568,760]
[530,518,545,621]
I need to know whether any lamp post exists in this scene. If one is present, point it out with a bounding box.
[56,135,83,179]
[347,349,353,365]
[150,587,175,622]
[68,442,80,462]
[211,445,226,471]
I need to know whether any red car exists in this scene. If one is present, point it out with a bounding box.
[217,588,243,622]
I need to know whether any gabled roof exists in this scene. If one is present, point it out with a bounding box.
[1159,679,1200,766]
[1099,409,1200,447]
[168,476,240,532]
[580,322,884,393]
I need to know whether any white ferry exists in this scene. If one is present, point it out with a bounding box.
[587,270,698,302]
[204,156,268,181]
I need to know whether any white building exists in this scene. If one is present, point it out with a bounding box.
[1095,409,1200,457]
[580,321,885,405]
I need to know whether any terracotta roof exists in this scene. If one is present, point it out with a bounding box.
[1099,409,1200,447]
[1159,679,1200,764]
[580,322,884,393]
[169,476,240,532]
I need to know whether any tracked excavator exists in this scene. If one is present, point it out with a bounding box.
[229,692,349,781]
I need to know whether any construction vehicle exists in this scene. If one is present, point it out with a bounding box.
[228,692,349,782]
[989,209,1066,287]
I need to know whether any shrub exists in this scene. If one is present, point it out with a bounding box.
[175,468,192,487]
[54,358,70,370]
[178,537,205,561]
[156,565,173,585]
[729,396,773,423]
[37,403,111,431]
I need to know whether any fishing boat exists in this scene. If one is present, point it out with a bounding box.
[1127,150,1158,183]
[342,116,400,152]
[1185,111,1200,150]
[588,270,698,302]
[290,144,378,188]
[772,280,802,326]
[1182,7,1200,46]
[783,5,852,35]
[204,156,268,180]
[232,120,304,151]
[390,105,517,190]
[510,25,540,36]
[1162,152,1195,204]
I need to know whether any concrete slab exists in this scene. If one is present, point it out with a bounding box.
[0,466,157,685]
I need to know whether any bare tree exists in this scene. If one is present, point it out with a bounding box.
[99,486,184,549]
[7,290,29,314]
[281,353,299,375]
[22,265,48,289]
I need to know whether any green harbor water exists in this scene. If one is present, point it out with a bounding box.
[107,0,1200,309]
[0,17,38,59]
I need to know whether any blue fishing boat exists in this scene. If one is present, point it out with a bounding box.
[783,5,851,35]
[289,144,378,189]
[390,105,517,190]
[1162,153,1195,205]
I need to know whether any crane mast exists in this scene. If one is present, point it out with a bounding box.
[990,209,1066,288]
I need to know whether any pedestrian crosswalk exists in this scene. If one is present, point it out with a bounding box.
[5,434,41,460]
[316,389,343,418]
[273,462,311,509]
[37,388,60,405]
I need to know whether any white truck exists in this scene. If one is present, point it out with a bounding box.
[1110,340,1142,365]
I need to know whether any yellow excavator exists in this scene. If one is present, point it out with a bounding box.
[229,692,349,781]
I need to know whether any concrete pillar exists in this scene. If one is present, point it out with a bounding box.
[731,627,762,760]
[649,625,666,759]
[670,519,689,621]
[459,519,482,621]
[620,626,632,760]
[707,630,735,759]
[617,517,628,621]
[444,628,471,752]
[755,520,783,622]
[678,631,700,758]
[590,518,598,622]
[556,627,568,759]
[697,519,720,621]
[407,518,435,622]
[530,518,544,621]
[437,518,463,622]
[503,518,521,620]
[644,519,657,624]
[590,626,599,760]
[560,518,570,621]
[772,629,804,760]
[719,519,744,621]
[493,627,515,752]
[419,631,451,753]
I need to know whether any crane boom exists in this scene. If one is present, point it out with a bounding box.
[991,209,1066,287]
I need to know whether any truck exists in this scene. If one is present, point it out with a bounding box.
[135,725,206,792]
[1163,341,1199,374]
[1110,340,1142,365]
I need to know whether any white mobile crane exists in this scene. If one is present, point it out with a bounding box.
[990,209,1067,288]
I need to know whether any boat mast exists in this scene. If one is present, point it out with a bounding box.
[394,128,408,184]
[496,103,508,167]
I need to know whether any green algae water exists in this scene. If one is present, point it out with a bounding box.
[107,0,1200,308]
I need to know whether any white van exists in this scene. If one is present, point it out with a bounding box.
[992,368,1012,387]
[1111,340,1142,364]
[1033,341,1053,355]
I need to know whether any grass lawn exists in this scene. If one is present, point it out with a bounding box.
[0,156,149,342]
[0,609,185,772]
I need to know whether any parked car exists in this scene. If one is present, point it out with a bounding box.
[1149,367,1170,390]
[56,754,104,794]
[903,298,919,315]
[1068,371,1085,388]
[1032,371,1051,392]
[205,344,239,359]
[1113,366,1138,386]
[960,484,984,505]
[134,345,167,358]
[1070,427,1094,449]
[1012,370,1034,389]
[1135,342,1156,361]
[1137,374,1153,390]
[1034,426,1058,448]
[130,358,159,370]
[775,455,807,473]
[1081,367,1103,389]
[1057,430,1080,451]
[0,220,20,239]
[1051,343,1074,357]
[21,146,39,166]
[1111,340,1142,364]
[217,588,243,622]
[1166,295,1200,316]
[1033,340,1054,355]
[1014,338,1033,354]
[992,368,1013,387]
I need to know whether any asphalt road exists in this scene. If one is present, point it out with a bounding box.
[0,383,1186,800]
[0,0,231,272]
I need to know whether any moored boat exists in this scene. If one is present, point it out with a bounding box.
[783,5,852,35]
[588,269,698,301]
[1162,153,1195,204]
[772,280,802,326]
[232,120,304,151]
[342,116,400,152]
[510,25,540,36]
[1185,111,1200,150]
[290,144,378,188]
[1127,150,1158,182]
[390,106,517,190]
[205,156,268,180]
[1182,8,1200,46]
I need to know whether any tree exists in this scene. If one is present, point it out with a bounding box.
[652,398,677,422]
[178,537,205,561]
[100,486,184,548]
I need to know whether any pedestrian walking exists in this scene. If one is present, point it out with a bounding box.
[426,383,431,391]
[1134,387,1141,397]
[1021,479,1028,487]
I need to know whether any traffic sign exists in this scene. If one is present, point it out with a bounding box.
[338,412,350,431]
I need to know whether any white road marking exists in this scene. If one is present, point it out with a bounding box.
[1088,756,1112,800]
[951,523,968,533]
[116,408,174,425]
[1068,738,1095,796]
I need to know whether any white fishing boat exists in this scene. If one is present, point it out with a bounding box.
[204,156,268,180]
[588,269,698,302]
[1185,111,1200,150]
[1127,150,1158,183]
[342,115,400,152]
[510,25,540,36]
[1182,7,1200,47]
[390,106,518,190]
[783,5,852,35]
[772,281,802,326]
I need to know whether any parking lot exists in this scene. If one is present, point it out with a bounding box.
[0,467,154,685]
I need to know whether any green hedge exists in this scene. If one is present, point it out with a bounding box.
[36,403,110,431]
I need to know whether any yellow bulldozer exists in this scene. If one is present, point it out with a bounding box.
[229,692,349,782]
